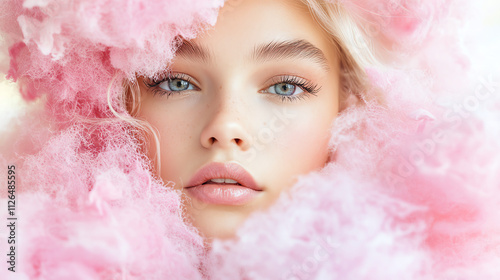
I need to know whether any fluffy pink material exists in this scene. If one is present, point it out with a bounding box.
[1,0,499,279]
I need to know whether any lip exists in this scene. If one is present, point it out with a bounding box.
[185,162,262,205]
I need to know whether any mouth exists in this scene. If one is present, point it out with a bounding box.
[185,162,262,205]
[201,178,242,185]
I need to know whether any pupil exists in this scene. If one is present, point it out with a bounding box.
[170,79,188,91]
[276,83,294,95]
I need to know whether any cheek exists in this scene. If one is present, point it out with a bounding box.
[138,101,198,185]
[263,106,335,191]
[275,92,337,164]
[277,118,331,166]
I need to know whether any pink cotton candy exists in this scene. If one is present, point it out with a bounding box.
[1,0,500,279]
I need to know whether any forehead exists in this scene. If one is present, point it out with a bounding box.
[180,0,337,65]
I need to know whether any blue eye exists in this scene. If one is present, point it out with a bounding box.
[261,76,320,103]
[267,82,304,96]
[159,78,195,92]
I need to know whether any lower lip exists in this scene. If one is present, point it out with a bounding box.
[185,184,260,205]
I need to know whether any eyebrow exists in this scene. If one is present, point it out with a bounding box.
[174,39,330,71]
[252,40,330,71]
[174,40,212,63]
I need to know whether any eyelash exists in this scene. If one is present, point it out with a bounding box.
[263,75,321,102]
[143,73,197,97]
[143,74,321,102]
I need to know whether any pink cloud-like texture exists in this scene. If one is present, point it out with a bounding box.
[1,0,499,279]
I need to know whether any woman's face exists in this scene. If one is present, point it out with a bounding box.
[137,0,341,239]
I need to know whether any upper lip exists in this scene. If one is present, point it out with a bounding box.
[186,162,262,191]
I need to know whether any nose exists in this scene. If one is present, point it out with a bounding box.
[200,99,252,151]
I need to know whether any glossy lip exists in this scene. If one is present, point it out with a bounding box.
[185,162,262,191]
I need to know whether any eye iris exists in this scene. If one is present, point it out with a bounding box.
[274,83,295,96]
[169,79,189,91]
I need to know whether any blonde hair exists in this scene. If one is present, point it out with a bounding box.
[120,0,381,173]
[118,79,162,173]
[298,0,382,106]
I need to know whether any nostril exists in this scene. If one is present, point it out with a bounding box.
[202,133,250,149]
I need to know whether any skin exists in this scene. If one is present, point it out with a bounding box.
[136,0,341,239]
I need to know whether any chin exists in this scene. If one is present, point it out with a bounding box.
[187,206,254,240]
